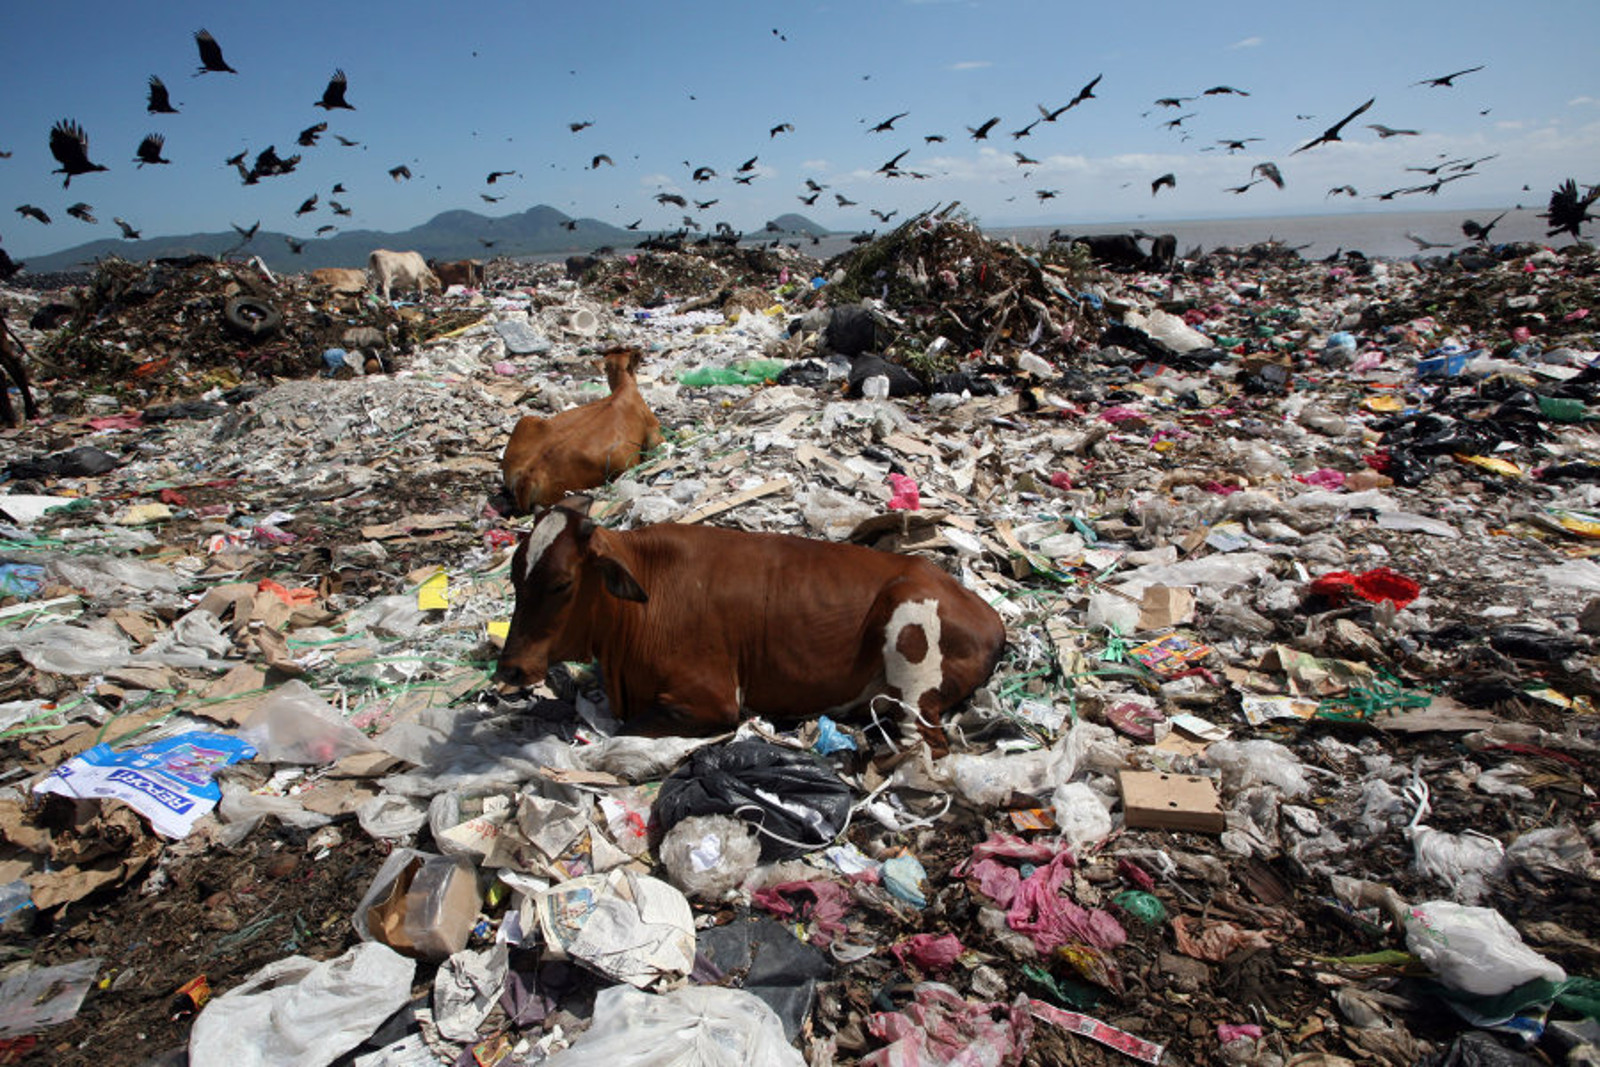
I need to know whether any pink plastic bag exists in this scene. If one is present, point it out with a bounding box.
[887,474,921,511]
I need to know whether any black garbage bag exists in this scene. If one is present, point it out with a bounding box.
[847,353,925,398]
[654,740,854,861]
[824,304,889,357]
[775,359,831,388]
[695,915,832,1041]
[7,445,121,481]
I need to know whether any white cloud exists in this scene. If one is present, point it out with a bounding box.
[1569,96,1600,107]
[1227,35,1263,50]
[1495,120,1526,131]
[639,173,675,188]
[801,159,831,172]
[949,60,992,71]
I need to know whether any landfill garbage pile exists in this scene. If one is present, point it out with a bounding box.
[0,228,1597,1067]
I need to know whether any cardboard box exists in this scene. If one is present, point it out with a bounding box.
[1119,770,1225,834]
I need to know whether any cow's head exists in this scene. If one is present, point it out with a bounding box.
[601,346,643,389]
[492,502,647,690]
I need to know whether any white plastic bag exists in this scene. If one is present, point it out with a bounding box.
[1052,782,1113,851]
[188,942,415,1067]
[1204,739,1311,797]
[236,680,378,764]
[1404,900,1565,996]
[658,814,761,901]
[538,985,805,1067]
[1411,826,1504,904]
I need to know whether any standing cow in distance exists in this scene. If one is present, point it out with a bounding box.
[501,346,663,512]
[493,504,1007,756]
[368,249,442,302]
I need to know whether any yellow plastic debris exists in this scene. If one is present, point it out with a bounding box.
[418,571,450,610]
[1454,454,1523,478]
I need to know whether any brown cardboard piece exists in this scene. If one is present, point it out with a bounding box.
[1120,770,1226,834]
[1138,585,1196,632]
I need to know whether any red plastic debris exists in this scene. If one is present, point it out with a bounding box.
[891,932,964,972]
[887,473,921,511]
[1308,567,1420,609]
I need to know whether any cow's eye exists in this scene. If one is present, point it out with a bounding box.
[548,580,573,594]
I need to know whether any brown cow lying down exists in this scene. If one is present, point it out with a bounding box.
[493,505,1007,755]
[501,346,663,513]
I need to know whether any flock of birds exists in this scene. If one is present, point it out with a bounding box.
[1,30,1596,278]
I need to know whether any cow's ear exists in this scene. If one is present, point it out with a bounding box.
[559,493,595,517]
[597,557,648,602]
[627,349,643,374]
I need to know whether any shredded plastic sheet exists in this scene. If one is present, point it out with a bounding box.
[33,730,255,838]
[0,957,101,1037]
[863,983,1034,1067]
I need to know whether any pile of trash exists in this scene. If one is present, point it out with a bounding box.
[0,227,1598,1067]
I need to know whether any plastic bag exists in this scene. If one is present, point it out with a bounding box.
[1204,739,1311,797]
[538,984,804,1067]
[659,814,761,901]
[1405,900,1566,997]
[654,741,853,860]
[188,942,415,1067]
[678,360,787,387]
[236,680,379,764]
[217,782,333,846]
[1412,825,1505,904]
[352,848,480,962]
[1052,782,1113,851]
[0,623,129,675]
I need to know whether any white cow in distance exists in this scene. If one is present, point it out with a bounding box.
[368,249,442,303]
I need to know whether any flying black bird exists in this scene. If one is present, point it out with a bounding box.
[1013,151,1039,166]
[249,145,299,178]
[50,120,108,187]
[1037,102,1070,122]
[1154,96,1193,108]
[1151,172,1176,195]
[804,178,827,192]
[870,208,898,222]
[1449,153,1499,172]
[479,238,496,248]
[1161,113,1196,130]
[568,121,593,132]
[295,194,318,215]
[487,170,517,183]
[924,134,946,143]
[769,123,794,137]
[481,193,503,202]
[869,111,909,133]
[298,122,327,147]
[66,202,96,223]
[877,149,909,174]
[315,224,336,235]
[691,166,716,182]
[1405,232,1454,250]
[1405,158,1465,176]
[694,198,718,210]
[330,201,352,216]
[15,205,49,224]
[967,116,1000,140]
[334,135,360,147]
[284,235,305,254]
[134,133,170,166]
[113,217,141,239]
[590,155,613,168]
[233,220,260,241]
[1217,138,1262,153]
[835,193,857,206]
[1292,98,1374,154]
[624,219,641,229]
[1204,85,1249,96]
[1035,188,1059,201]
[224,149,248,167]
[315,70,354,110]
[1461,211,1506,243]
[1413,65,1483,88]
[560,219,577,231]
[1326,185,1359,198]
[1064,74,1102,110]
[656,192,687,207]
[388,165,411,181]
[331,183,345,193]
[1011,120,1040,140]
[733,173,756,185]
[1542,179,1600,240]
[193,29,236,74]
[234,162,258,185]
[1252,161,1284,189]
[1224,180,1262,194]
[798,192,819,205]
[738,156,758,172]
[147,75,179,114]
[1367,124,1419,138]
[1411,172,1477,195]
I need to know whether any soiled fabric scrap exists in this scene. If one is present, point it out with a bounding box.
[751,880,852,947]
[970,852,1126,955]
[863,982,1033,1067]
[1171,914,1274,962]
[892,933,965,973]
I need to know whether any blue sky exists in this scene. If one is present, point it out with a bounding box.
[3,0,1597,258]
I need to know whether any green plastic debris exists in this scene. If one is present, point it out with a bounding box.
[1112,890,1167,925]
[677,360,788,387]
[1539,395,1589,422]
[1023,962,1099,1010]
[1315,673,1431,723]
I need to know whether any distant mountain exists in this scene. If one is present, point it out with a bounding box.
[769,213,829,237]
[19,205,637,275]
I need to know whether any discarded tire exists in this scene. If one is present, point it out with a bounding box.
[222,296,282,338]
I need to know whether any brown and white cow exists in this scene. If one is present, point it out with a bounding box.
[368,249,442,303]
[493,505,1007,755]
[430,258,487,290]
[308,267,369,293]
[501,346,663,513]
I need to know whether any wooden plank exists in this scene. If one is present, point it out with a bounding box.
[673,477,790,525]
[1120,770,1225,834]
